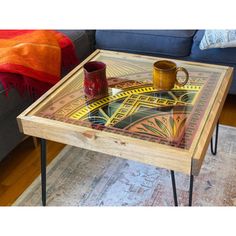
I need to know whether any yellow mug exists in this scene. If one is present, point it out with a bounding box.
[153,60,189,90]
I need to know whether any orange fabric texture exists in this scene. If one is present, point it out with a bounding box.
[0,30,78,96]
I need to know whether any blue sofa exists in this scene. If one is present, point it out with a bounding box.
[0,29,235,161]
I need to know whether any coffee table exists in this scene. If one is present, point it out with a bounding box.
[17,50,233,206]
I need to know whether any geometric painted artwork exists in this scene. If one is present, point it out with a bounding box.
[35,54,224,150]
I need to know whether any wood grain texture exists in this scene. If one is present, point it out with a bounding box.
[19,116,192,174]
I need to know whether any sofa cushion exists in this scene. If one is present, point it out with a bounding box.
[57,30,94,62]
[96,30,197,57]
[190,30,236,65]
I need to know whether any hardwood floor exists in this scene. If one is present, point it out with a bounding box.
[0,94,236,206]
[0,139,65,206]
[219,95,236,127]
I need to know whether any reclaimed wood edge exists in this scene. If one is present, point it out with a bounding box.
[19,115,191,156]
[18,115,192,174]
[191,67,233,176]
[187,66,229,156]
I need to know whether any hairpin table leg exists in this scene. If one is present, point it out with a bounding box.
[188,174,194,206]
[40,138,47,206]
[211,120,219,155]
[170,170,194,206]
[170,170,178,206]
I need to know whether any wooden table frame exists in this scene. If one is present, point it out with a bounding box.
[17,50,233,206]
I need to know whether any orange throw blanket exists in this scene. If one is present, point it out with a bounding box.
[0,30,78,96]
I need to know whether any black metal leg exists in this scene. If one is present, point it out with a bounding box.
[211,120,219,155]
[170,170,194,206]
[170,170,178,206]
[188,174,194,206]
[40,138,46,206]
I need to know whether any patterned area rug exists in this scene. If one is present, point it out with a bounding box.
[14,125,236,206]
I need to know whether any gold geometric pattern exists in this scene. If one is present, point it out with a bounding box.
[70,85,201,120]
[105,94,186,126]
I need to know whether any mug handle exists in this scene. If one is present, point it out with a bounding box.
[175,67,189,87]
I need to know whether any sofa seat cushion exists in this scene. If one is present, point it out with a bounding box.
[190,30,236,65]
[96,30,197,57]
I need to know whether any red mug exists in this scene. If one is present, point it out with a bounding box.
[83,61,108,98]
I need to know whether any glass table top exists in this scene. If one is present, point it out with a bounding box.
[31,52,228,150]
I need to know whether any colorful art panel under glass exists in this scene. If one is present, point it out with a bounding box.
[33,52,227,150]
